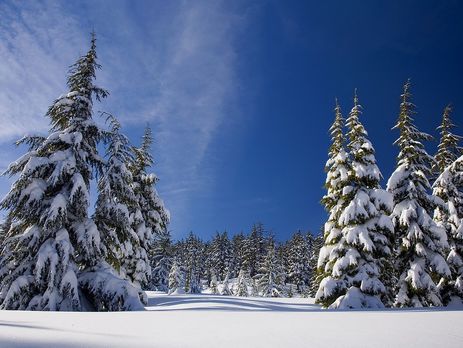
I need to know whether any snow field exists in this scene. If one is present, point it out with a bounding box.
[0,293,462,348]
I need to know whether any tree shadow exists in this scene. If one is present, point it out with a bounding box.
[146,295,321,312]
[0,320,137,338]
[146,294,463,313]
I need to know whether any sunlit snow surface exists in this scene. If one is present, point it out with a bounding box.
[0,292,462,347]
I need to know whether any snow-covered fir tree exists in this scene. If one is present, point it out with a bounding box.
[317,92,394,309]
[235,269,251,297]
[150,230,173,292]
[209,231,232,281]
[285,231,311,294]
[0,34,143,311]
[387,80,450,307]
[230,232,246,278]
[433,156,463,304]
[242,223,266,277]
[220,272,232,296]
[316,100,350,297]
[255,238,285,297]
[129,126,170,288]
[168,260,184,295]
[209,269,219,295]
[433,105,463,304]
[184,232,202,294]
[434,104,462,174]
[94,115,140,283]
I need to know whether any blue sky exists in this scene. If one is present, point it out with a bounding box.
[0,0,462,241]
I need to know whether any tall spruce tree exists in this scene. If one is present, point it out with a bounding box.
[130,126,170,288]
[316,100,350,292]
[433,156,463,304]
[221,272,232,295]
[0,34,143,311]
[434,105,462,174]
[150,230,173,292]
[184,232,202,294]
[94,115,140,282]
[168,260,184,295]
[316,92,394,308]
[255,238,285,297]
[209,231,232,281]
[387,80,450,307]
[286,231,311,294]
[230,232,245,278]
[235,269,251,297]
[242,223,266,277]
[433,105,463,304]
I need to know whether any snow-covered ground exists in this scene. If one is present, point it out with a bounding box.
[1,292,462,347]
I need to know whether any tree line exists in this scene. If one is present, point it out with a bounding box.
[151,224,323,297]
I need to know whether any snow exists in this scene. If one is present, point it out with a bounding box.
[0,292,462,347]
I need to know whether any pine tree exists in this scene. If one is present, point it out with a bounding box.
[433,104,463,304]
[184,232,202,294]
[0,34,143,311]
[130,126,170,288]
[150,230,173,292]
[255,239,285,297]
[317,92,394,309]
[433,156,463,304]
[94,115,139,282]
[209,269,219,295]
[235,269,251,297]
[221,272,232,296]
[209,231,232,281]
[242,223,266,277]
[168,260,184,295]
[387,80,450,307]
[434,104,462,174]
[230,232,245,278]
[316,100,350,298]
[286,231,311,294]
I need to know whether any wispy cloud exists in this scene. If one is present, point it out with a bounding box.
[0,0,87,141]
[0,0,245,235]
[131,1,241,232]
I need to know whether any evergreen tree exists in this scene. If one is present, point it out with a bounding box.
[317,92,394,309]
[184,232,202,294]
[209,231,232,281]
[433,156,463,304]
[433,104,463,304]
[130,126,170,289]
[230,232,245,278]
[316,100,350,297]
[209,269,219,295]
[94,115,139,282]
[150,230,173,292]
[434,104,462,174]
[387,80,450,307]
[235,269,251,297]
[0,35,143,311]
[168,260,184,295]
[242,223,266,277]
[221,272,232,296]
[286,231,311,294]
[255,239,285,297]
